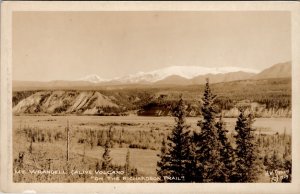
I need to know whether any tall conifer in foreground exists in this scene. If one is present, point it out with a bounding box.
[157,138,170,182]
[156,96,192,182]
[232,111,260,182]
[216,115,235,182]
[194,79,224,182]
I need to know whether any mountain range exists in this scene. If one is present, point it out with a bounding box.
[106,66,259,84]
[13,61,291,89]
[252,62,291,80]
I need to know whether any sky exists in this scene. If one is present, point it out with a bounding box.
[12,11,291,81]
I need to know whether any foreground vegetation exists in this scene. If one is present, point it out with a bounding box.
[13,120,291,182]
[157,81,291,183]
[12,78,292,182]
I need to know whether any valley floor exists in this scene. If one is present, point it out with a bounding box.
[13,115,291,182]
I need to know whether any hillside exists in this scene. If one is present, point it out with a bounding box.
[13,78,291,117]
[99,65,259,84]
[155,75,192,85]
[190,71,255,85]
[252,62,291,79]
[154,71,255,85]
[13,62,291,90]
[13,91,122,116]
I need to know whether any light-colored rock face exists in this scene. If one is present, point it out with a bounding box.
[43,91,67,113]
[13,91,120,115]
[92,92,118,108]
[13,90,291,118]
[13,92,43,113]
[68,92,93,113]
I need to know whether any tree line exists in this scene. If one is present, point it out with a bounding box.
[156,80,288,182]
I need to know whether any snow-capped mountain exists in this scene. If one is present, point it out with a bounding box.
[79,74,108,83]
[13,62,291,90]
[112,66,259,84]
[155,71,256,85]
[80,66,259,84]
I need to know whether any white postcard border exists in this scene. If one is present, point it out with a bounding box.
[1,1,300,193]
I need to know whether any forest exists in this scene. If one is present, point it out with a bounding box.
[12,78,291,118]
[156,80,291,182]
[13,79,291,183]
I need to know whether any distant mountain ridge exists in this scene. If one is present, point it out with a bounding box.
[77,62,291,84]
[79,74,109,83]
[78,66,259,84]
[13,62,291,89]
[156,71,256,85]
[252,62,291,80]
[108,65,259,84]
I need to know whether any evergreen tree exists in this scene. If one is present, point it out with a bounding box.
[283,145,289,160]
[102,139,112,170]
[184,135,198,182]
[283,128,286,143]
[156,96,192,182]
[96,161,101,171]
[283,155,292,182]
[194,79,224,182]
[232,111,261,182]
[125,149,130,175]
[270,150,282,171]
[157,137,170,182]
[107,126,114,148]
[263,153,270,172]
[216,115,235,182]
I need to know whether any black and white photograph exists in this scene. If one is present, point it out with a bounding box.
[1,1,300,193]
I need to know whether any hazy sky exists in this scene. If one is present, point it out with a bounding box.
[13,11,291,81]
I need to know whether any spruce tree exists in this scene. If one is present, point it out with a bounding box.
[270,150,282,171]
[96,161,101,171]
[102,139,112,170]
[263,153,271,173]
[283,155,292,182]
[232,111,261,182]
[125,149,130,175]
[283,145,290,160]
[216,116,235,182]
[157,137,170,182]
[184,135,198,182]
[194,79,224,182]
[156,96,192,182]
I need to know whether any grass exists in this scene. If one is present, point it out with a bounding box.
[13,115,291,182]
